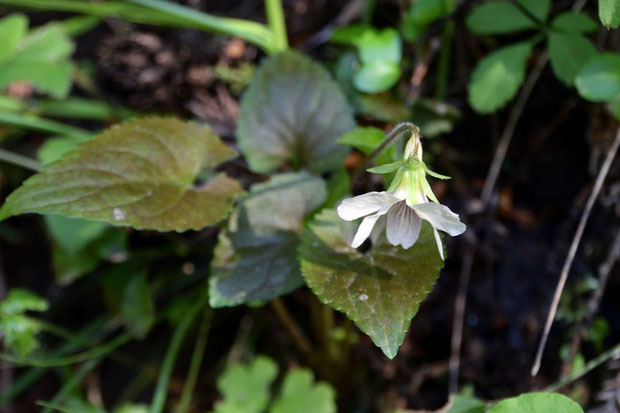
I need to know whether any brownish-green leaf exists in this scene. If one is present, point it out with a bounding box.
[299,209,443,358]
[237,50,355,174]
[210,172,327,307]
[0,118,243,231]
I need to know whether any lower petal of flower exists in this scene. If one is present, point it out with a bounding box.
[386,201,422,249]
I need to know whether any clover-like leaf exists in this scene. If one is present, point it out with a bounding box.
[466,2,538,35]
[403,0,458,41]
[237,50,355,174]
[576,53,620,102]
[488,393,583,413]
[0,289,49,356]
[468,41,533,113]
[214,356,278,413]
[551,12,599,34]
[548,33,597,86]
[299,209,443,358]
[210,172,327,307]
[271,369,336,413]
[0,118,243,231]
[599,0,620,28]
[0,22,74,98]
[0,14,28,63]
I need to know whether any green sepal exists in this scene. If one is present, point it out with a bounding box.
[421,161,451,179]
[367,158,408,174]
[387,167,405,192]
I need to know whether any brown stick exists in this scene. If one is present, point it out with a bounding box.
[532,127,620,376]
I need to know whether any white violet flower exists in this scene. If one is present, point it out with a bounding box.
[337,130,465,259]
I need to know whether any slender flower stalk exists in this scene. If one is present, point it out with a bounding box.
[337,124,465,259]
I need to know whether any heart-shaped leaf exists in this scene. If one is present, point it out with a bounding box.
[210,172,327,307]
[237,50,355,174]
[0,117,243,231]
[299,209,443,358]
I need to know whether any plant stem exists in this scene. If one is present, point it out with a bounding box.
[0,148,41,171]
[177,310,213,413]
[265,0,288,51]
[532,126,620,376]
[0,110,90,138]
[271,297,317,365]
[544,342,620,392]
[150,292,209,413]
[351,122,420,186]
[39,357,102,413]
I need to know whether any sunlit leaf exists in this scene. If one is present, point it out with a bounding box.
[299,209,443,358]
[0,23,74,98]
[0,117,243,231]
[576,53,620,102]
[468,41,533,113]
[548,33,597,86]
[0,289,48,356]
[210,172,327,307]
[0,14,28,63]
[599,0,620,28]
[271,369,336,413]
[214,356,278,413]
[487,393,583,413]
[237,51,355,174]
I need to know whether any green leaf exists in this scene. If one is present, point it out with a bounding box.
[331,24,373,45]
[599,0,620,28]
[121,272,154,339]
[488,393,583,413]
[0,117,243,231]
[520,0,551,22]
[115,405,149,413]
[354,62,401,94]
[548,33,598,86]
[367,159,408,174]
[576,53,620,102]
[38,135,91,166]
[214,356,278,413]
[51,228,127,286]
[403,0,458,41]
[468,41,533,113]
[237,51,355,174]
[45,215,107,253]
[357,92,411,123]
[0,289,48,314]
[551,12,599,33]
[410,98,461,138]
[338,126,386,155]
[270,369,336,413]
[357,28,401,65]
[466,2,538,35]
[299,210,443,358]
[0,14,28,63]
[0,23,74,98]
[447,395,485,413]
[210,172,327,307]
[0,289,48,356]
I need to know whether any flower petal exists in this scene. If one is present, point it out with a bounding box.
[386,201,422,249]
[337,191,400,221]
[433,228,444,260]
[351,213,381,248]
[411,202,466,236]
